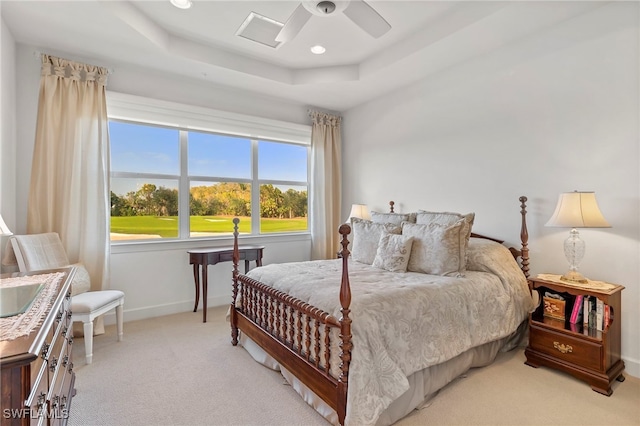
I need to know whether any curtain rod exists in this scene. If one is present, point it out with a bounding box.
[32,50,114,74]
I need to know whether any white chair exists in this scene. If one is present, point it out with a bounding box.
[70,290,124,363]
[7,232,124,364]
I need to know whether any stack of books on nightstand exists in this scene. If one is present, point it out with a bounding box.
[581,295,610,334]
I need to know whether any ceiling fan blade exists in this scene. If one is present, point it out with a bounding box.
[276,3,313,43]
[343,0,391,38]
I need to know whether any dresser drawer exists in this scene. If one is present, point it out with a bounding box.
[51,367,71,425]
[28,351,47,395]
[25,361,48,410]
[529,325,603,371]
[24,368,48,425]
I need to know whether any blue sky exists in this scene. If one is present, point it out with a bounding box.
[109,121,307,195]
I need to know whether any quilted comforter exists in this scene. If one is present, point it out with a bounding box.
[244,238,534,425]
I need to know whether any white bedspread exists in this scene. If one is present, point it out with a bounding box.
[244,238,534,426]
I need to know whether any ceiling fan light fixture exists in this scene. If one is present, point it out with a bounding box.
[170,0,192,10]
[316,1,336,14]
[302,0,348,17]
[310,45,326,54]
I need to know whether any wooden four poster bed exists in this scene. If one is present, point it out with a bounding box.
[229,196,533,426]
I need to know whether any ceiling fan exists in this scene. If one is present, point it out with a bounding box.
[276,0,391,43]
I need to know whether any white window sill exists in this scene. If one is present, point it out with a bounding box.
[110,232,311,254]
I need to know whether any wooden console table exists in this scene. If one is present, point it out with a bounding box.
[188,245,264,322]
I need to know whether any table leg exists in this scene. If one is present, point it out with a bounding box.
[192,264,200,313]
[202,264,208,323]
[244,259,249,274]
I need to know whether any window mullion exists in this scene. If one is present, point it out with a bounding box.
[179,130,190,238]
[251,139,260,234]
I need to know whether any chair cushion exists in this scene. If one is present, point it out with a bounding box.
[71,290,124,313]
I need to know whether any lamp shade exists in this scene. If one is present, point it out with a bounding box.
[347,204,371,222]
[545,191,610,228]
[0,214,12,236]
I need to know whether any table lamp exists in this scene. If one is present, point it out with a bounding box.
[0,214,12,236]
[545,191,610,283]
[346,204,371,222]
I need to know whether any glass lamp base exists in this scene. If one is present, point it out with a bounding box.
[560,270,588,284]
[561,229,588,284]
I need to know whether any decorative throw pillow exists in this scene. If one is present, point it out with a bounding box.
[416,210,475,255]
[372,233,414,272]
[416,210,475,234]
[402,220,470,276]
[351,218,402,265]
[69,262,91,296]
[370,211,414,226]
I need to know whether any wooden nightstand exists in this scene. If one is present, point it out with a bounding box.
[525,275,625,396]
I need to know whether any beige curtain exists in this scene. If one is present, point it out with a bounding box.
[309,111,342,260]
[28,54,110,331]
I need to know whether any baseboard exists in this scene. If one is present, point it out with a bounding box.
[623,357,639,379]
[101,295,229,324]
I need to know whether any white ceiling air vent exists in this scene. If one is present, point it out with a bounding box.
[236,12,284,48]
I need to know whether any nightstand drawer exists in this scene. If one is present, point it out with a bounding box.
[529,325,603,371]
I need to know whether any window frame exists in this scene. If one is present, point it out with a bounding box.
[107,91,312,247]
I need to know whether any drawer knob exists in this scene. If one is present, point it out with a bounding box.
[41,343,50,359]
[37,392,46,409]
[553,341,573,354]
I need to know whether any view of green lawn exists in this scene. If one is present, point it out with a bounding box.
[110,215,307,239]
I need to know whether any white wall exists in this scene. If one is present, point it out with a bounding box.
[343,3,639,377]
[11,43,312,323]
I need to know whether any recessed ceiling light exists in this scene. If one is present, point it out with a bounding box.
[170,0,192,10]
[310,45,326,55]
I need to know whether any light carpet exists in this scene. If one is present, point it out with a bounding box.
[68,306,639,426]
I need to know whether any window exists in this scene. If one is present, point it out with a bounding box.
[107,93,311,242]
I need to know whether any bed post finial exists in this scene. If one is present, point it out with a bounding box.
[337,223,352,426]
[231,218,240,345]
[389,200,395,213]
[519,196,530,279]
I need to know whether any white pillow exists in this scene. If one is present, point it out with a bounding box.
[351,218,402,265]
[402,220,470,276]
[370,211,415,226]
[69,262,91,296]
[416,210,475,251]
[372,233,414,273]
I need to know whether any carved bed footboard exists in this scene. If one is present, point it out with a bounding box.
[230,219,353,425]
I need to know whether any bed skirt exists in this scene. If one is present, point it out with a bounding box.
[239,320,528,426]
